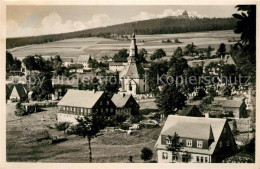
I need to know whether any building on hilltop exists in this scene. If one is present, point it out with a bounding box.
[155,115,237,163]
[57,90,116,124]
[119,30,149,95]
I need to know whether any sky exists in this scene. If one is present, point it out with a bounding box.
[6,5,238,38]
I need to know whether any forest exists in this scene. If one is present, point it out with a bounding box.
[6,17,237,49]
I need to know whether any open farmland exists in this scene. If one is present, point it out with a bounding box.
[7,30,240,62]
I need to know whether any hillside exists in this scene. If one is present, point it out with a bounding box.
[6,17,237,49]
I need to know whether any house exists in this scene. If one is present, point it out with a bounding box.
[119,30,149,95]
[9,83,28,101]
[111,93,140,116]
[210,98,248,119]
[51,77,79,100]
[68,63,84,73]
[177,105,203,117]
[77,55,91,70]
[109,57,128,72]
[57,90,116,124]
[155,116,237,163]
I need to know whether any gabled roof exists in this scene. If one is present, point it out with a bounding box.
[155,115,227,155]
[11,83,27,98]
[119,62,145,79]
[177,105,202,116]
[58,90,104,108]
[222,100,243,108]
[111,94,137,108]
[77,55,90,62]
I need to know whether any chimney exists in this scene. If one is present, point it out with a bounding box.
[205,112,209,118]
[123,93,125,97]
[92,89,96,93]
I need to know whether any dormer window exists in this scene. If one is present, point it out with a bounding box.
[197,140,203,148]
[166,139,172,145]
[186,139,192,147]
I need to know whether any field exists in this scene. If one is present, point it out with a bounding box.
[7,30,240,62]
[6,101,161,162]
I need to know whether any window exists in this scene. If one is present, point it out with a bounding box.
[205,157,208,163]
[197,140,203,148]
[162,152,168,160]
[226,140,230,146]
[81,108,83,113]
[100,101,102,106]
[182,155,188,163]
[186,139,192,147]
[107,101,109,105]
[106,108,109,113]
[197,156,200,162]
[74,107,76,112]
[110,108,114,113]
[201,157,204,163]
[219,141,223,148]
[172,154,178,161]
[166,139,172,145]
[101,109,103,113]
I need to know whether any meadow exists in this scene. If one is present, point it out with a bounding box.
[7,30,240,62]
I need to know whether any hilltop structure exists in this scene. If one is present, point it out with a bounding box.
[118,30,149,95]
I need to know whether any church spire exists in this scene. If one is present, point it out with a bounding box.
[128,29,138,63]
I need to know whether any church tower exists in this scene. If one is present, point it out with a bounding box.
[119,29,149,95]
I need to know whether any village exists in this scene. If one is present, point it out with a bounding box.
[5,9,256,163]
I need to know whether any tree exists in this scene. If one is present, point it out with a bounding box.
[56,122,70,135]
[147,61,169,95]
[206,45,213,58]
[184,42,197,56]
[150,48,166,60]
[166,132,183,153]
[141,147,153,162]
[173,47,183,57]
[6,51,14,72]
[22,55,37,72]
[156,85,187,117]
[196,88,206,99]
[137,48,148,63]
[207,87,218,97]
[217,43,226,58]
[73,112,107,162]
[113,49,129,59]
[88,59,99,69]
[30,72,53,100]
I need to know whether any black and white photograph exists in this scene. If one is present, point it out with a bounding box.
[0,0,258,167]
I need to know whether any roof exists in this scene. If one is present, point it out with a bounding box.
[113,57,127,62]
[119,62,145,79]
[224,55,236,65]
[12,83,27,98]
[109,62,124,66]
[222,100,243,108]
[77,55,90,62]
[58,90,104,108]
[177,105,202,116]
[111,94,132,108]
[155,115,227,155]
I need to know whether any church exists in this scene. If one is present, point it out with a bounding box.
[118,30,149,95]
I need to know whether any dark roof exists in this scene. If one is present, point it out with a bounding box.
[58,90,104,108]
[177,105,202,116]
[12,84,27,98]
[111,94,138,108]
[222,100,243,108]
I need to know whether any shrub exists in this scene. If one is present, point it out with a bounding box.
[35,129,51,143]
[119,123,130,130]
[14,107,27,116]
[141,147,153,162]
[56,122,71,133]
[202,96,214,105]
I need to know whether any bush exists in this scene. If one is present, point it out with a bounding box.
[35,129,51,143]
[141,147,153,161]
[119,123,130,130]
[202,96,214,105]
[56,122,70,132]
[139,123,159,129]
[130,114,145,123]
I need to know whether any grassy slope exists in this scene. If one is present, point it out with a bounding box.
[6,102,162,162]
